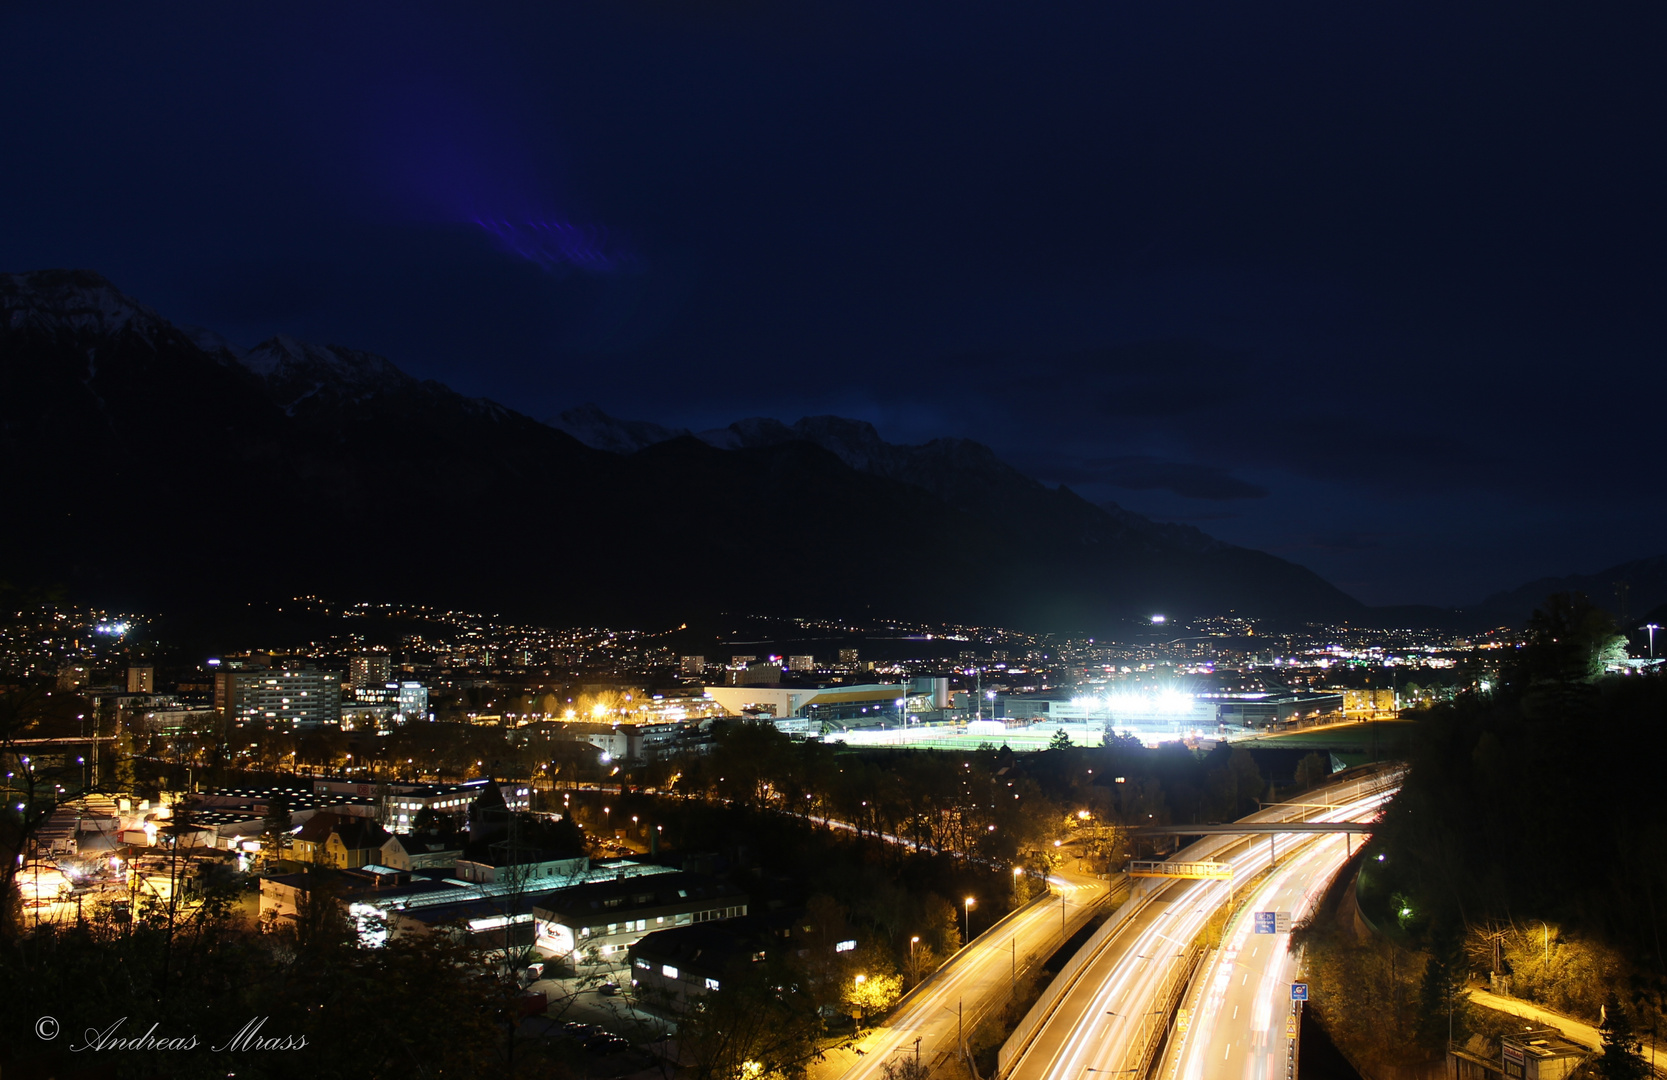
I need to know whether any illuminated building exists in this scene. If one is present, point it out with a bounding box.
[532,871,748,962]
[396,681,428,722]
[214,667,342,729]
[703,682,907,725]
[350,653,391,692]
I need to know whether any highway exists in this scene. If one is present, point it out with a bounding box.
[1161,830,1355,1080]
[810,870,1111,1080]
[1003,771,1400,1080]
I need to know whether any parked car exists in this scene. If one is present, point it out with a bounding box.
[596,980,620,996]
[584,1034,631,1055]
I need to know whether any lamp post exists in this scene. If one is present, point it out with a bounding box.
[964,897,975,944]
[1643,624,1660,659]
[910,935,919,978]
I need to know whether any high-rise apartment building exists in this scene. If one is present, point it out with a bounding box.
[350,653,392,693]
[126,666,155,693]
[215,668,342,729]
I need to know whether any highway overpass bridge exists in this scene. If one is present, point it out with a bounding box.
[1126,819,1376,836]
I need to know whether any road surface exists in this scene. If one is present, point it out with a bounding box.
[1003,772,1400,1080]
[810,870,1111,1080]
[1161,830,1357,1080]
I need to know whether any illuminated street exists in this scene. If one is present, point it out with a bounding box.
[812,871,1111,1080]
[1004,771,1399,1080]
[1162,831,1354,1080]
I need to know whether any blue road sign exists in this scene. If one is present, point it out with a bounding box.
[1254,912,1276,934]
[1291,983,1309,1001]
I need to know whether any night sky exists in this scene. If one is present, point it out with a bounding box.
[3,2,1662,607]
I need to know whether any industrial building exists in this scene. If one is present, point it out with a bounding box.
[531,871,748,964]
[702,682,907,727]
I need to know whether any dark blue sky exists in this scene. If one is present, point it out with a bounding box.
[3,2,1662,607]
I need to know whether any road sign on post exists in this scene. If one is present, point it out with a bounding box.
[1291,982,1309,1001]
[1128,860,1234,880]
[1276,911,1292,933]
[1254,912,1276,934]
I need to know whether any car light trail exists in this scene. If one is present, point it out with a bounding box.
[1007,772,1398,1080]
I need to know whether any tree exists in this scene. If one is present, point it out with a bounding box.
[0,686,92,943]
[112,720,137,793]
[1294,752,1330,790]
[916,893,962,956]
[844,971,903,1028]
[1207,747,1263,819]
[1415,923,1466,1051]
[261,793,293,866]
[1047,730,1072,751]
[881,1051,931,1080]
[680,955,825,1080]
[1597,993,1650,1080]
[1520,593,1628,686]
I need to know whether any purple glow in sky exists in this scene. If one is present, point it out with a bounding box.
[473,218,631,272]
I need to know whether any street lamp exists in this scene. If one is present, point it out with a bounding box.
[963,897,975,943]
[1643,624,1660,659]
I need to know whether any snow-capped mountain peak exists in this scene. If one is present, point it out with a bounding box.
[546,403,690,453]
[0,269,170,339]
[240,334,412,391]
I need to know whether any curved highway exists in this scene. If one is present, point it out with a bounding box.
[1003,770,1400,1080]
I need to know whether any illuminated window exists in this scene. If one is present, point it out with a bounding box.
[836,939,856,953]
[662,965,678,979]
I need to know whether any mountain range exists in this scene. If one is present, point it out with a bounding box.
[0,269,1648,634]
